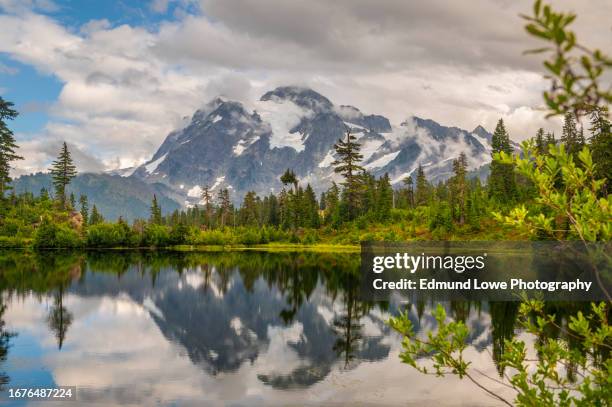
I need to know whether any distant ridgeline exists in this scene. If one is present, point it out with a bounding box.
[12,86,498,220]
[12,172,181,222]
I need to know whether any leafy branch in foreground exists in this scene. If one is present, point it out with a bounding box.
[493,142,611,242]
[390,301,612,407]
[494,143,611,302]
[522,0,612,118]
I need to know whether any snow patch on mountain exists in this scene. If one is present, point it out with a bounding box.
[211,176,225,191]
[391,168,417,184]
[252,98,313,152]
[318,150,335,168]
[144,153,167,174]
[471,132,492,152]
[344,121,367,132]
[359,138,385,161]
[364,151,401,169]
[233,136,260,156]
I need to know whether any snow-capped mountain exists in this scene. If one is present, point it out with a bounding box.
[130,86,496,205]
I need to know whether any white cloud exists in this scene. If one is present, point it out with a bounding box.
[0,0,608,174]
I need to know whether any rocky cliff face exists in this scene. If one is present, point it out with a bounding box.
[131,86,496,206]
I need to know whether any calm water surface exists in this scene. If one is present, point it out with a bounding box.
[0,250,523,406]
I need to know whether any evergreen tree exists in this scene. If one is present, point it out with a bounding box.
[69,192,76,210]
[200,185,214,228]
[279,169,301,229]
[79,195,89,226]
[415,164,429,205]
[403,175,415,208]
[588,107,611,187]
[280,169,298,192]
[545,131,556,151]
[466,178,485,229]
[332,129,364,220]
[362,172,377,215]
[262,194,280,226]
[217,188,231,227]
[40,187,50,201]
[239,191,259,226]
[375,173,393,222]
[50,142,77,208]
[150,194,162,224]
[0,97,23,199]
[89,204,104,225]
[324,182,341,226]
[489,119,516,201]
[560,112,585,157]
[278,189,290,229]
[534,128,546,155]
[450,153,468,224]
[303,184,320,228]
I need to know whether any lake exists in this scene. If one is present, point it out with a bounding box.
[0,250,560,406]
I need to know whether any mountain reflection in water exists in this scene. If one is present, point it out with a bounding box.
[0,250,579,406]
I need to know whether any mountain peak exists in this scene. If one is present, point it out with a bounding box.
[260,86,333,112]
[472,125,489,136]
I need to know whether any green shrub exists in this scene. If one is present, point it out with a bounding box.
[190,229,233,245]
[0,236,26,248]
[33,218,82,248]
[0,218,22,236]
[302,229,319,244]
[169,223,189,245]
[87,222,133,247]
[142,224,171,247]
[236,228,261,245]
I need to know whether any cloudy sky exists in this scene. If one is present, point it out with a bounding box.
[0,0,609,175]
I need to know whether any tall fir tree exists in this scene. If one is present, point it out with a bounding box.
[40,187,49,201]
[280,169,298,192]
[303,184,320,228]
[560,112,585,157]
[69,192,76,210]
[262,194,280,226]
[239,191,259,226]
[200,185,214,227]
[324,182,341,226]
[50,142,77,208]
[375,173,393,221]
[89,204,104,225]
[415,164,429,205]
[450,153,468,224]
[332,129,365,220]
[0,96,23,199]
[534,128,546,155]
[489,119,516,201]
[588,107,611,187]
[79,195,89,226]
[217,188,231,227]
[279,169,302,229]
[403,175,415,208]
[545,131,556,150]
[150,194,162,224]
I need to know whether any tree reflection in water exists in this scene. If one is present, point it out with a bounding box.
[0,249,599,394]
[0,297,15,390]
[47,285,73,350]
